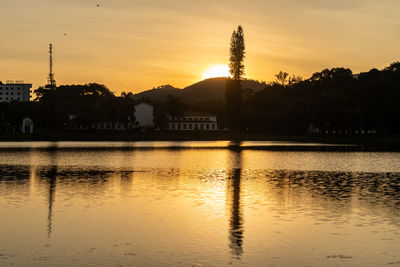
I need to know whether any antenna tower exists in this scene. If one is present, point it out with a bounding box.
[47,43,56,88]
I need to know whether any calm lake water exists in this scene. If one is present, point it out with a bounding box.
[0,141,400,266]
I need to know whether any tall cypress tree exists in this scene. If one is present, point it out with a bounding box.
[226,25,245,131]
[229,26,245,80]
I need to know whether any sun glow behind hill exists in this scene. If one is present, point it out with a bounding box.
[202,65,231,80]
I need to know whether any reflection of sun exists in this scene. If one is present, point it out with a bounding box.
[202,65,231,80]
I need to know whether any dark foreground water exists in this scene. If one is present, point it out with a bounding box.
[0,141,400,266]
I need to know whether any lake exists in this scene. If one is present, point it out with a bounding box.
[0,141,400,266]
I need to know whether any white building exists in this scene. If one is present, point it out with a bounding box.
[0,80,32,102]
[134,103,154,128]
[167,111,218,131]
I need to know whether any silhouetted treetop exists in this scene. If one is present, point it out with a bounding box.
[384,62,400,72]
[275,71,289,86]
[229,25,245,80]
[310,68,353,82]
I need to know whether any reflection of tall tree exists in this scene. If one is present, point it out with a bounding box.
[46,164,57,238]
[227,144,244,258]
[38,148,58,239]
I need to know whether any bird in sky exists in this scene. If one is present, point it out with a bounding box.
[97,4,100,7]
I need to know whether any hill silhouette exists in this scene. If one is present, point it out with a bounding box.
[132,77,267,103]
[133,84,182,102]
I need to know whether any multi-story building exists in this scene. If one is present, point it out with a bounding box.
[167,111,219,131]
[0,80,32,102]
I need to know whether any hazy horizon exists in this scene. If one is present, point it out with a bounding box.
[1,0,399,94]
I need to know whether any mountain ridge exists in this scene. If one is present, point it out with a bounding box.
[132,77,267,103]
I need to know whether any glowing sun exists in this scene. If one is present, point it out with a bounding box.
[202,65,231,80]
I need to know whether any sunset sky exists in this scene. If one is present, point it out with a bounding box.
[1,0,399,94]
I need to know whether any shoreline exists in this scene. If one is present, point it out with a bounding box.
[0,131,399,151]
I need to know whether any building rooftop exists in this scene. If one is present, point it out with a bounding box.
[2,80,31,85]
[135,102,153,107]
[183,111,216,117]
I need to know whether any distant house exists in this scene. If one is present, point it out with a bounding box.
[134,103,154,128]
[67,114,135,131]
[21,117,34,134]
[68,118,135,131]
[89,121,130,131]
[167,111,218,131]
[307,123,378,136]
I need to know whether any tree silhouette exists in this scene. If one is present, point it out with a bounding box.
[30,83,135,130]
[275,71,289,86]
[229,26,245,80]
[226,25,245,131]
[288,74,303,85]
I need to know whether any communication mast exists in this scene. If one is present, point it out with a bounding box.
[47,43,56,88]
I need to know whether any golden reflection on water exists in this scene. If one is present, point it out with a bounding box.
[0,144,400,266]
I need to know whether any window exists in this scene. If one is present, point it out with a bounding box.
[183,124,187,129]
[206,124,209,130]
[200,124,204,130]
[212,124,216,130]
[171,124,175,130]
[189,124,192,129]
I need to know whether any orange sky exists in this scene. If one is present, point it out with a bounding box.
[1,0,399,94]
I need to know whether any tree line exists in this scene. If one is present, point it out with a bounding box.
[241,63,400,134]
[1,62,399,135]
